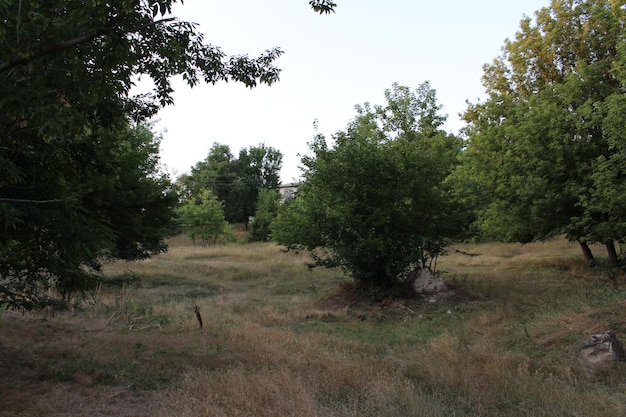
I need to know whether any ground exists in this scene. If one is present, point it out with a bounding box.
[0,312,159,417]
[1,238,625,416]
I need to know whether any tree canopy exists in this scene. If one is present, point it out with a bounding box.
[0,122,177,307]
[0,0,334,307]
[179,143,282,226]
[461,0,626,264]
[176,190,231,246]
[273,83,463,290]
[249,189,283,242]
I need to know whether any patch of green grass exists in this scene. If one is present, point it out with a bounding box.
[298,318,444,347]
[294,301,480,349]
[181,252,228,261]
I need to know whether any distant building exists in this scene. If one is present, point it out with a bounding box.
[278,182,299,202]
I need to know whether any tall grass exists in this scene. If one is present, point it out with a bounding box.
[2,236,625,416]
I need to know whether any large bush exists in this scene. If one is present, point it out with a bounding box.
[273,83,464,290]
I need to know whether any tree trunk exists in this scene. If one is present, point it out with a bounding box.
[579,241,595,266]
[606,241,618,266]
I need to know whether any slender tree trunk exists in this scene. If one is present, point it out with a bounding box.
[579,240,595,266]
[606,241,618,266]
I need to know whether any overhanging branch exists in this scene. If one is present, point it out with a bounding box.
[0,194,79,204]
[0,17,177,74]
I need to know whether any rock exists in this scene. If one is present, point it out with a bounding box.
[578,330,624,373]
[412,268,448,294]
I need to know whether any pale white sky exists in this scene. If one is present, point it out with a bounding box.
[153,0,550,182]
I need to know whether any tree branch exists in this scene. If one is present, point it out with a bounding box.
[0,194,79,204]
[0,17,177,74]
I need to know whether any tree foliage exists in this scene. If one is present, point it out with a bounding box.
[271,189,321,250]
[461,0,626,264]
[180,143,283,226]
[176,190,231,246]
[308,0,337,14]
[0,0,333,307]
[249,189,282,242]
[273,83,463,290]
[0,122,177,307]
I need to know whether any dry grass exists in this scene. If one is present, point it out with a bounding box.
[2,236,626,416]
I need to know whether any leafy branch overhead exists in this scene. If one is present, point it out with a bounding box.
[309,0,337,14]
[0,0,289,111]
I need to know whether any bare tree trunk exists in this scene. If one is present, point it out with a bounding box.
[606,241,618,266]
[579,240,595,266]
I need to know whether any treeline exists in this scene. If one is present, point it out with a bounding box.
[175,143,282,245]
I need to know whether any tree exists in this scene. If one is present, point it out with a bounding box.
[99,123,179,260]
[271,189,323,250]
[176,190,231,246]
[181,143,283,226]
[176,143,234,202]
[576,87,626,264]
[273,83,463,290]
[0,122,177,306]
[461,0,626,264]
[0,0,334,307]
[236,144,283,226]
[249,189,282,242]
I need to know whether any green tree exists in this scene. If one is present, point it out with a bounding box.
[576,87,626,263]
[236,144,283,226]
[181,143,283,227]
[249,189,282,242]
[273,83,463,290]
[101,124,179,260]
[0,0,334,307]
[176,190,231,246]
[0,122,177,306]
[271,190,322,250]
[461,0,626,264]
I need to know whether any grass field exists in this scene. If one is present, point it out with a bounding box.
[1,236,625,416]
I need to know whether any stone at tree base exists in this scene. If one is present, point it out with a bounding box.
[412,268,448,294]
[577,330,624,374]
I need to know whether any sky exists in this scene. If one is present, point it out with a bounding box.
[152,0,551,183]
